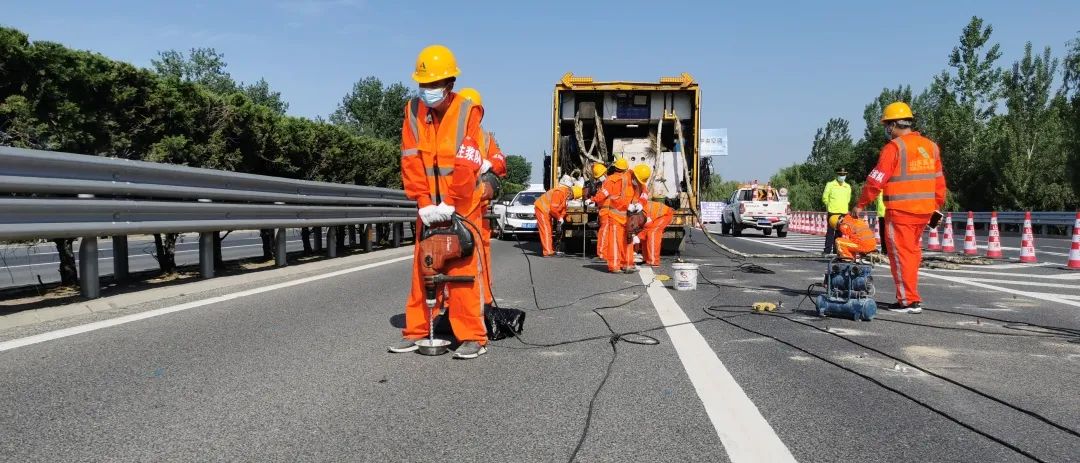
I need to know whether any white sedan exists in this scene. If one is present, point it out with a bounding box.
[491,189,544,239]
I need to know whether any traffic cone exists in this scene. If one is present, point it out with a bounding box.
[986,212,1003,259]
[1068,212,1080,270]
[942,213,956,252]
[1019,211,1037,263]
[927,224,942,251]
[874,215,881,236]
[963,211,978,255]
[798,214,805,233]
[816,214,824,236]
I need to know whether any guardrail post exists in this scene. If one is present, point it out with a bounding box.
[79,236,99,299]
[363,225,373,252]
[327,227,338,258]
[393,222,402,248]
[314,227,323,252]
[199,232,215,278]
[348,225,357,246]
[275,228,288,267]
[112,235,128,282]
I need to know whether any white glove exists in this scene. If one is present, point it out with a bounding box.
[646,217,653,225]
[557,219,565,226]
[628,203,642,213]
[418,205,439,226]
[632,236,641,245]
[434,202,455,221]
[479,159,492,174]
[585,199,596,208]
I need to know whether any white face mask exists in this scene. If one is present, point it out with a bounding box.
[838,176,846,182]
[420,87,446,107]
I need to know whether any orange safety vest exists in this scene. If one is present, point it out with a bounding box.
[883,133,943,214]
[643,201,673,220]
[400,94,480,208]
[536,185,571,218]
[839,217,875,243]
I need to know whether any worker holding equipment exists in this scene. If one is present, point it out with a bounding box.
[390,45,489,359]
[585,162,608,261]
[637,200,674,267]
[853,102,947,314]
[594,160,648,273]
[830,214,878,261]
[456,88,505,309]
[535,176,576,257]
[821,168,852,254]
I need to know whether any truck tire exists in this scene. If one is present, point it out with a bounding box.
[777,229,788,238]
[732,224,743,237]
[721,220,731,235]
[763,228,772,237]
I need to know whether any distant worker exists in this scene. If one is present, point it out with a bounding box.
[830,215,878,261]
[589,157,631,268]
[595,161,648,273]
[875,191,887,255]
[585,162,608,261]
[853,102,947,314]
[391,45,488,359]
[535,176,576,257]
[637,200,674,267]
[821,168,851,254]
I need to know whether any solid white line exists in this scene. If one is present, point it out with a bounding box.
[0,255,413,352]
[919,271,1080,308]
[926,267,1080,279]
[958,277,1080,290]
[638,267,797,462]
[736,237,814,254]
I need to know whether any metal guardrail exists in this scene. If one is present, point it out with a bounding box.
[0,146,418,298]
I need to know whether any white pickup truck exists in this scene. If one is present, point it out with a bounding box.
[720,186,790,237]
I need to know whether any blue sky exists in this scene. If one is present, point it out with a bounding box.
[4,0,1080,183]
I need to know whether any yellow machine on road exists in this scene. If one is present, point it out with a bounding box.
[547,73,701,253]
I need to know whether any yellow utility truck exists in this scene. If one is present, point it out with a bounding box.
[546,73,701,253]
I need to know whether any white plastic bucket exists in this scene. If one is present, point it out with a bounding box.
[671,262,699,291]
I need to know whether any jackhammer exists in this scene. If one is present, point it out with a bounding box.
[415,213,475,355]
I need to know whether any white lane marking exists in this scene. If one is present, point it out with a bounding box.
[0,241,303,270]
[957,277,1080,290]
[638,267,797,462]
[976,262,1057,270]
[972,244,1068,257]
[736,237,815,253]
[0,255,413,352]
[919,271,1080,308]
[928,267,1080,279]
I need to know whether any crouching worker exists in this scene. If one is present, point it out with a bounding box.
[831,214,878,261]
[637,200,674,267]
[535,176,577,257]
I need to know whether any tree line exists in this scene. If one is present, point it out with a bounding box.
[771,17,1080,214]
[0,26,530,287]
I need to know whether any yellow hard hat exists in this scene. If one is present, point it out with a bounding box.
[632,164,652,184]
[881,102,914,122]
[572,185,583,199]
[829,214,842,229]
[412,45,461,84]
[591,163,607,179]
[458,87,482,105]
[613,157,629,171]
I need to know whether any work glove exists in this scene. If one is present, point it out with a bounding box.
[646,217,653,225]
[632,236,641,245]
[628,203,643,213]
[585,199,596,208]
[418,205,439,226]
[434,202,455,221]
[479,159,492,174]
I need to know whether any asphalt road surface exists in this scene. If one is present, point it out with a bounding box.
[1,229,1077,462]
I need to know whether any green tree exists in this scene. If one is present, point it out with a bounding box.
[505,154,532,185]
[240,78,289,115]
[806,117,855,184]
[330,77,413,142]
[152,48,237,95]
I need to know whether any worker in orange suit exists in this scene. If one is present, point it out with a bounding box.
[637,200,674,267]
[389,45,489,359]
[593,160,648,273]
[456,88,505,309]
[585,162,608,262]
[535,176,577,257]
[830,214,877,261]
[852,102,946,315]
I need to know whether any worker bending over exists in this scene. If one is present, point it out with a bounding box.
[535,176,577,257]
[637,200,674,267]
[390,45,489,359]
[457,88,505,309]
[852,102,947,314]
[830,215,877,261]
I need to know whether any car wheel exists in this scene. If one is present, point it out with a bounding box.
[777,229,788,238]
[721,219,731,235]
[763,228,772,236]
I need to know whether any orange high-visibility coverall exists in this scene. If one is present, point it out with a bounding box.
[535,185,572,256]
[474,130,506,305]
[835,216,878,260]
[637,201,674,267]
[856,131,946,307]
[400,94,488,344]
[590,179,610,261]
[593,172,646,272]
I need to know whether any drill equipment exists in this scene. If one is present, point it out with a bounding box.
[816,259,877,321]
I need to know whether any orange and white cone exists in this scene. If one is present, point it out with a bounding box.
[874,215,881,236]
[942,213,955,252]
[927,224,942,251]
[963,211,978,256]
[1019,211,1037,263]
[986,212,1003,259]
[1068,212,1080,270]
[816,214,823,236]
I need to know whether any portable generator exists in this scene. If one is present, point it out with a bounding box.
[816,260,877,321]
